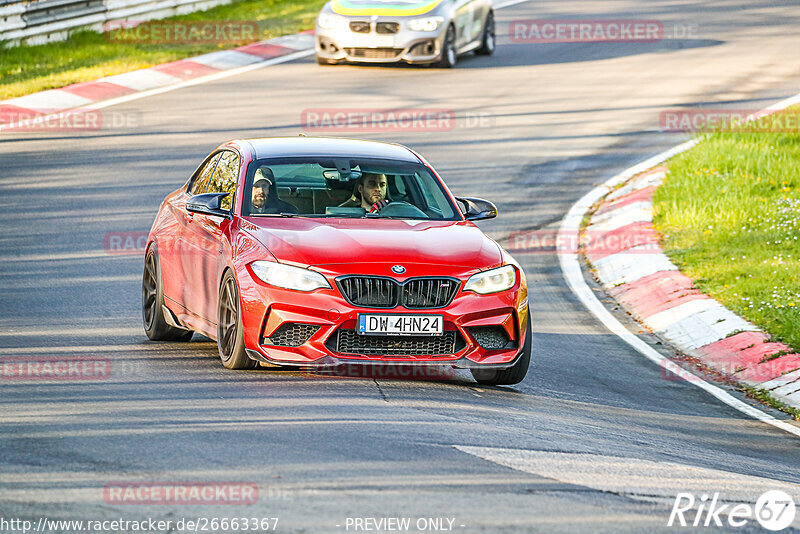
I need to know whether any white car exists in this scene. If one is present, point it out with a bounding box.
[315,0,495,67]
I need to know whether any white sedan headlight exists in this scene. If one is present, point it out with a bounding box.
[464,265,516,295]
[318,12,345,29]
[408,16,444,32]
[250,261,331,292]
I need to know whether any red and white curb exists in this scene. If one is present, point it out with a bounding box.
[560,92,800,439]
[0,31,316,130]
[586,167,800,402]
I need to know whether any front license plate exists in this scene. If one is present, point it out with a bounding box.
[352,34,394,48]
[358,314,443,336]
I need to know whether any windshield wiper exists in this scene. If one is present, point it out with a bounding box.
[249,212,298,217]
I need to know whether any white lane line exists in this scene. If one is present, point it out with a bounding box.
[558,97,800,439]
[454,446,800,503]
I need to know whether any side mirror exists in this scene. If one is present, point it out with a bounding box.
[187,193,231,219]
[456,197,497,221]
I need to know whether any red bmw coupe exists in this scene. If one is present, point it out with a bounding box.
[142,137,530,385]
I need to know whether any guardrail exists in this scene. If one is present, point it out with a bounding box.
[0,0,232,45]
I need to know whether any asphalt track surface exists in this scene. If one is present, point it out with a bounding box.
[2,1,800,532]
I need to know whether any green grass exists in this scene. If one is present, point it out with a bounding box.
[744,386,800,420]
[653,107,800,350]
[0,0,324,100]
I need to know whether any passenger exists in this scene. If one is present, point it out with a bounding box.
[250,168,298,214]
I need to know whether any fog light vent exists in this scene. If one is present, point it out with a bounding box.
[264,323,319,347]
[468,326,513,350]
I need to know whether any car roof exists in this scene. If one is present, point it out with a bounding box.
[241,136,421,163]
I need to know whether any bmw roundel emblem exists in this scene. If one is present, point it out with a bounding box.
[391,265,406,274]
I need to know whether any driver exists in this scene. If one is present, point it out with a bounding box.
[358,172,390,212]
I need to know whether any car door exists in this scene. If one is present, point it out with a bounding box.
[182,149,239,322]
[453,0,478,49]
[163,152,220,310]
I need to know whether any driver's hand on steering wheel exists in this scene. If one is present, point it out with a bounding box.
[369,199,390,213]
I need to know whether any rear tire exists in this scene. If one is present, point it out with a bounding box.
[217,270,257,370]
[142,245,193,342]
[471,317,531,386]
[435,25,457,68]
[475,11,495,56]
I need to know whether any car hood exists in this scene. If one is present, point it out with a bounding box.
[242,217,502,272]
[330,0,442,17]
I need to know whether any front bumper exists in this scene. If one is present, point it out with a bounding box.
[315,22,446,64]
[238,265,529,368]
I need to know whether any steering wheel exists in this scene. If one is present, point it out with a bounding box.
[370,201,428,218]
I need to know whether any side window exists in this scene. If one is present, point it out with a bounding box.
[190,153,221,196]
[207,150,240,210]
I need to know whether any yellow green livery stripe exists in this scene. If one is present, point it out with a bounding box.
[331,0,442,17]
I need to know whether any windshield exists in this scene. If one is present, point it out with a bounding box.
[242,157,460,220]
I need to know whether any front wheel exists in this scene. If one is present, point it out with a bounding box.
[471,317,531,386]
[217,270,257,370]
[475,11,495,56]
[316,55,339,65]
[142,246,193,342]
[435,26,457,68]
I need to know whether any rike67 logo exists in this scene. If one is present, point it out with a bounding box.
[669,490,796,531]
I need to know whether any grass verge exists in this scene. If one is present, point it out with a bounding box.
[0,0,325,100]
[653,107,800,351]
[744,386,800,420]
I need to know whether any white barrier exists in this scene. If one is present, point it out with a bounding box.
[0,0,234,45]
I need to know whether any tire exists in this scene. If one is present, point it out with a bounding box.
[217,270,257,370]
[435,25,457,68]
[471,316,531,386]
[316,55,339,65]
[142,245,193,342]
[475,11,495,56]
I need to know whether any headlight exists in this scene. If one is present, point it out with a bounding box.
[464,265,516,295]
[250,261,331,292]
[408,16,444,32]
[317,12,345,29]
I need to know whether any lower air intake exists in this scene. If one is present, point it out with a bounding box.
[263,323,319,347]
[467,326,514,350]
[329,329,463,356]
